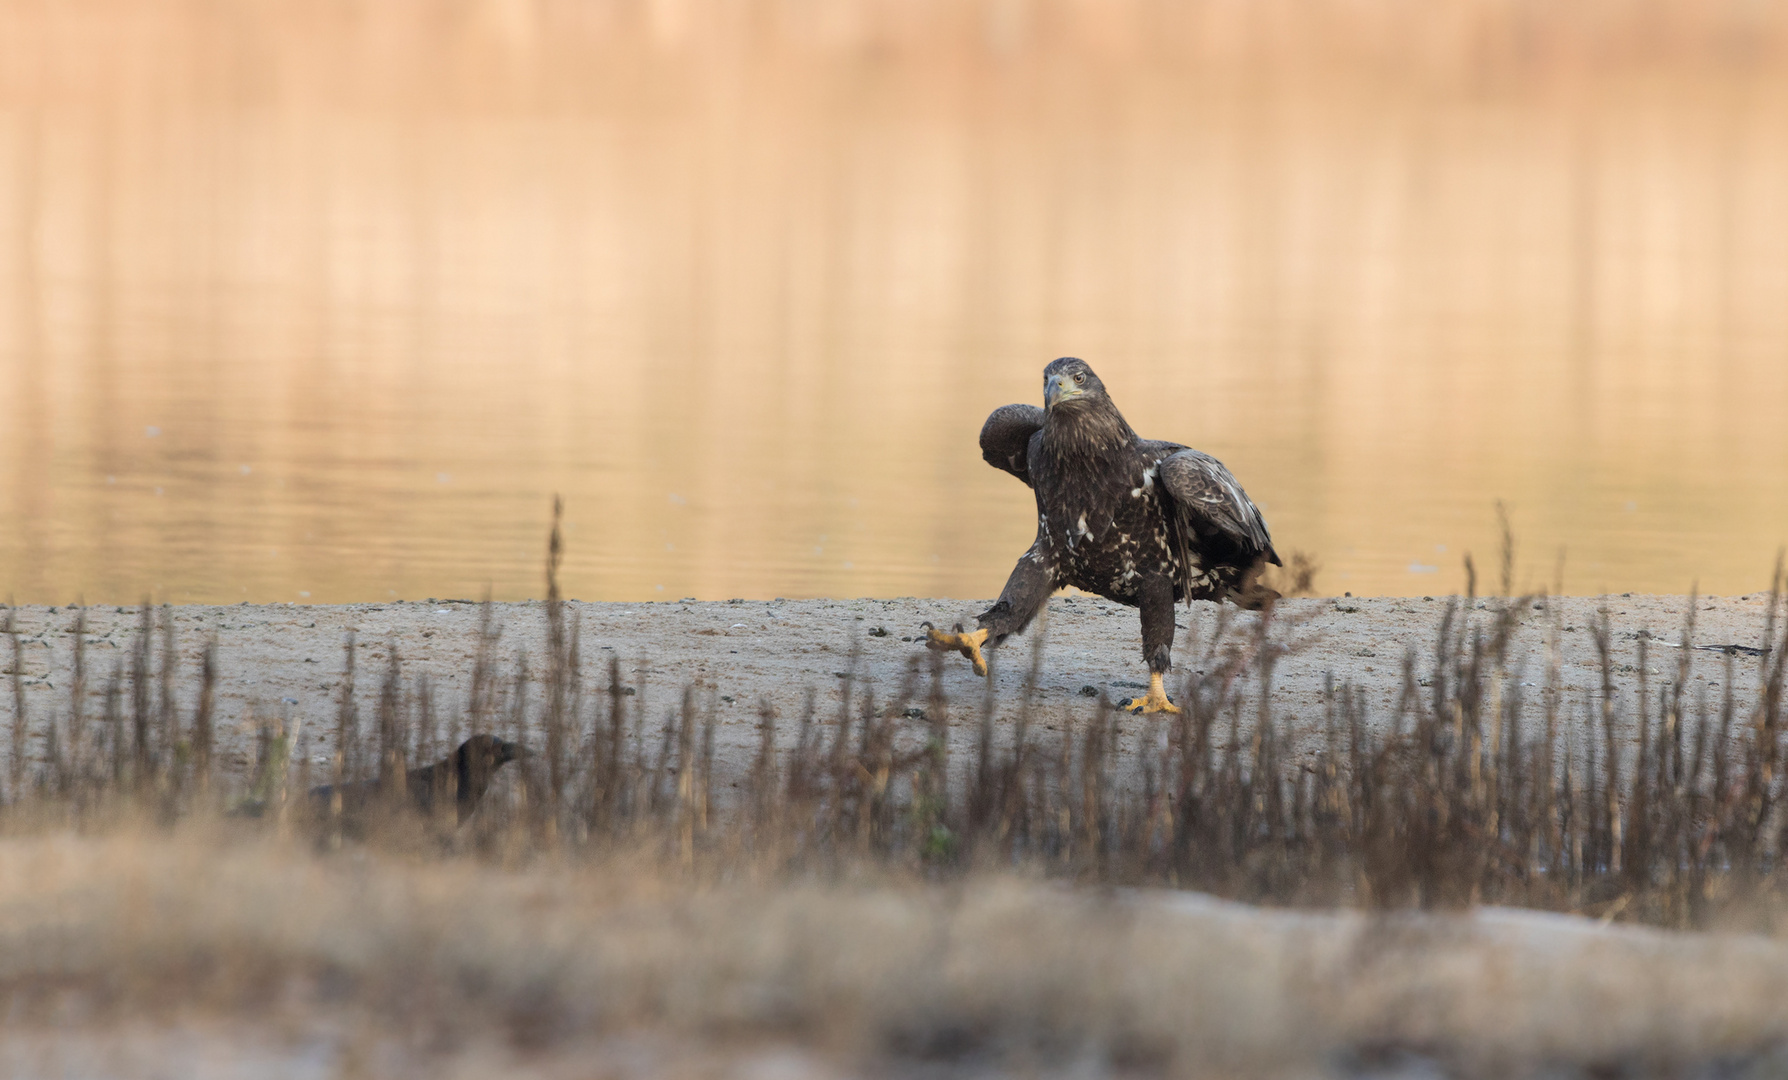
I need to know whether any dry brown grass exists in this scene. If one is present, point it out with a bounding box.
[7,537,1788,1071]
[9,537,1788,924]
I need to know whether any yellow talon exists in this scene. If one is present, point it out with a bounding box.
[924,623,990,677]
[1122,672,1181,715]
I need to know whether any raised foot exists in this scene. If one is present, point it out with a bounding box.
[1120,672,1181,715]
[922,622,990,677]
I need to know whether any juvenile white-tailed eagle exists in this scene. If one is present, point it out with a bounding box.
[926,357,1280,714]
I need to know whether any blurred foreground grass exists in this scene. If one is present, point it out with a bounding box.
[10,829,1788,1077]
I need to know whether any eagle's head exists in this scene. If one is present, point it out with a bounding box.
[1042,357,1109,413]
[1040,357,1133,452]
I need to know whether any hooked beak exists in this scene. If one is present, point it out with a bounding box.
[1045,373,1083,409]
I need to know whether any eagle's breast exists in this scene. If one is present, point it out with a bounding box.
[1036,447,1187,603]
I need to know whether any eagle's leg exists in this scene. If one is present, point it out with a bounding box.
[924,546,1053,677]
[1123,576,1181,715]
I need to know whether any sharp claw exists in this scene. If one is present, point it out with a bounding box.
[1124,673,1180,714]
[922,623,990,677]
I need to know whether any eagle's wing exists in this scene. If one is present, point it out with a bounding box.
[979,404,1046,486]
[1157,449,1280,564]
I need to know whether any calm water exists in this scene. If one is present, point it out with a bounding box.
[4,5,1788,603]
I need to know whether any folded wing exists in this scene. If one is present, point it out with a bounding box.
[979,404,1046,486]
[1157,449,1280,564]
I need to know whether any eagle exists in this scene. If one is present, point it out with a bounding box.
[926,357,1280,714]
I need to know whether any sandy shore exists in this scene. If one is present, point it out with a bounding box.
[2,593,1779,784]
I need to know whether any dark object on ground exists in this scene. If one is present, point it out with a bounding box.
[234,735,524,824]
[927,357,1280,715]
[1648,637,1772,659]
[1701,644,1771,657]
[310,734,525,824]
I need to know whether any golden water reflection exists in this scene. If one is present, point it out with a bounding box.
[4,3,1788,603]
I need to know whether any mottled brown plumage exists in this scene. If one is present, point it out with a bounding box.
[930,358,1280,712]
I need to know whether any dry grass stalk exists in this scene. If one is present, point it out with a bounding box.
[5,602,22,802]
[4,553,1788,934]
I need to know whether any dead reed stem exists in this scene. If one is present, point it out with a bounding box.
[4,571,1788,931]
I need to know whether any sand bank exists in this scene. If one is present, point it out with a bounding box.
[3,593,1778,783]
